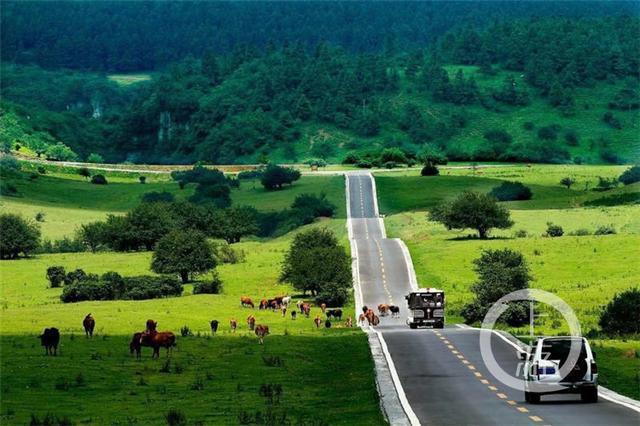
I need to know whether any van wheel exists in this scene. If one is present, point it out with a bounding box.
[581,387,598,403]
[409,323,417,329]
[525,391,540,404]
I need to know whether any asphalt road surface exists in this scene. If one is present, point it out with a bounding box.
[347,173,639,426]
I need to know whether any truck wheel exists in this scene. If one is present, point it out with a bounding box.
[581,387,598,403]
[525,391,540,404]
[409,323,417,329]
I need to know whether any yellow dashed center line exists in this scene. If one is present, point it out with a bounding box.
[474,372,482,377]
[496,393,508,399]
[517,407,529,413]
[529,415,543,422]
[488,385,498,391]
[507,400,517,406]
[480,379,489,385]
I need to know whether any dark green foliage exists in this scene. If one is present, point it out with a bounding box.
[537,125,559,141]
[545,222,564,237]
[0,213,41,259]
[91,174,107,185]
[602,111,622,129]
[597,176,619,190]
[46,266,66,288]
[291,193,336,221]
[618,165,640,185]
[142,191,175,203]
[86,153,104,163]
[64,269,90,285]
[172,167,234,207]
[0,155,21,176]
[419,145,448,176]
[522,122,534,131]
[482,129,512,158]
[599,288,640,335]
[261,164,301,190]
[492,76,529,106]
[594,225,617,235]
[45,143,78,161]
[421,165,439,176]
[139,176,146,184]
[564,130,579,146]
[429,191,513,238]
[488,181,532,201]
[126,202,177,250]
[237,170,263,180]
[560,177,576,189]
[280,228,351,300]
[60,272,181,303]
[192,271,224,295]
[77,221,107,252]
[38,237,85,254]
[608,84,640,110]
[461,249,531,326]
[165,409,187,426]
[211,206,259,244]
[342,152,361,165]
[151,229,216,283]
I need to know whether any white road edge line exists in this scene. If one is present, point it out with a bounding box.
[457,324,640,413]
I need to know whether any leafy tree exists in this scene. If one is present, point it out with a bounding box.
[151,229,216,283]
[602,111,622,129]
[492,75,529,106]
[291,193,336,221]
[86,153,104,163]
[545,222,564,237]
[419,145,448,176]
[560,177,576,189]
[211,206,259,244]
[429,191,513,239]
[618,165,640,185]
[599,288,640,335]
[260,164,301,190]
[192,271,224,294]
[488,181,532,201]
[77,222,106,252]
[461,249,531,326]
[46,266,66,288]
[77,167,91,180]
[342,151,361,165]
[45,143,77,161]
[91,174,108,185]
[126,202,176,250]
[139,176,146,184]
[280,228,351,298]
[0,213,41,259]
[537,125,559,141]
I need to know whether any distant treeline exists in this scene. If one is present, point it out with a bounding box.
[2,1,638,72]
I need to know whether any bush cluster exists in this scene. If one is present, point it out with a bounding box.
[488,181,532,201]
[192,272,224,294]
[60,271,182,303]
[599,289,640,335]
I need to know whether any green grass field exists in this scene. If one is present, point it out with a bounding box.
[0,218,386,424]
[379,165,640,399]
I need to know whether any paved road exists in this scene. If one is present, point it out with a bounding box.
[347,173,639,425]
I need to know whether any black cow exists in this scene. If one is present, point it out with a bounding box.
[40,328,60,356]
[327,309,343,321]
[324,320,332,329]
[389,305,400,318]
[210,320,219,334]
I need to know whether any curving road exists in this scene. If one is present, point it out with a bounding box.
[347,172,639,426]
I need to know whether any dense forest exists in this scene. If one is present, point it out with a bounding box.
[1,2,639,165]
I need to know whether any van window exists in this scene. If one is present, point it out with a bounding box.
[541,339,587,362]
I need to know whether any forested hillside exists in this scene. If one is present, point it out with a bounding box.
[1,4,638,165]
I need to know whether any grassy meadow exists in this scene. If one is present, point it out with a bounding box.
[379,164,640,399]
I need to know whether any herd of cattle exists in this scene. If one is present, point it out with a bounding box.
[38,298,402,358]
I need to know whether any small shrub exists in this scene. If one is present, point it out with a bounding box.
[180,325,192,337]
[545,222,564,237]
[384,161,397,169]
[342,151,361,164]
[564,130,579,146]
[618,165,640,185]
[599,288,640,335]
[212,242,245,264]
[37,166,46,174]
[165,409,187,426]
[35,212,45,222]
[0,182,18,196]
[560,177,576,189]
[594,225,616,235]
[91,174,107,185]
[46,266,66,288]
[139,176,146,184]
[356,160,372,169]
[421,164,439,176]
[488,181,532,201]
[537,125,558,140]
[513,229,528,238]
[192,272,223,294]
[569,228,591,236]
[602,111,622,129]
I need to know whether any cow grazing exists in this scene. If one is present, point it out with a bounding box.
[146,319,157,332]
[389,305,400,318]
[301,303,311,318]
[281,296,291,307]
[210,320,219,334]
[140,331,176,358]
[313,315,322,328]
[259,299,268,310]
[320,303,327,313]
[327,309,342,321]
[247,315,256,331]
[230,319,238,332]
[291,311,297,320]
[40,328,60,356]
[378,304,390,316]
[281,306,287,317]
[269,300,279,310]
[130,332,142,358]
[358,313,366,325]
[240,296,255,308]
[365,309,376,326]
[325,320,332,328]
[296,300,304,312]
[255,325,269,344]
[346,316,353,327]
[83,314,95,338]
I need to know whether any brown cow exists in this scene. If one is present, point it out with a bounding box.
[130,332,143,358]
[247,315,256,331]
[255,325,269,344]
[240,296,255,308]
[281,306,287,317]
[371,314,380,326]
[365,309,376,325]
[313,315,322,328]
[358,313,366,325]
[259,299,268,310]
[146,319,157,332]
[346,316,353,327]
[301,303,311,318]
[40,328,60,356]
[320,303,327,313]
[83,313,95,338]
[139,331,176,358]
[230,319,238,332]
[378,304,390,317]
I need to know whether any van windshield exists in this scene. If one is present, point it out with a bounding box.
[408,293,444,308]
